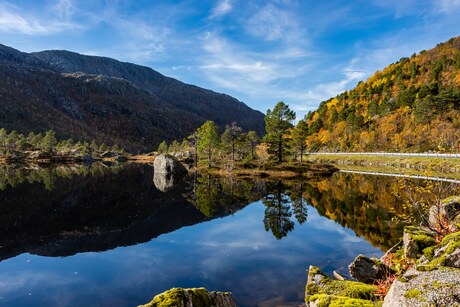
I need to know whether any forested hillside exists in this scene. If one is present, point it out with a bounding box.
[0,44,264,152]
[305,36,460,152]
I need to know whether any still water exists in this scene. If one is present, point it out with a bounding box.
[0,163,450,306]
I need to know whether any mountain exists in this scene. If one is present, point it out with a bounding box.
[304,36,460,152]
[0,44,265,152]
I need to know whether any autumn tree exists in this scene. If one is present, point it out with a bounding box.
[197,120,219,168]
[263,101,296,162]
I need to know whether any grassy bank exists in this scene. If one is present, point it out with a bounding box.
[307,154,460,177]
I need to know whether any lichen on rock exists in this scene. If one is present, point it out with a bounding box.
[417,231,460,271]
[403,226,437,259]
[138,287,237,307]
[305,266,380,306]
[382,267,460,306]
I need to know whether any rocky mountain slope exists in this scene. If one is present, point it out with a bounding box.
[0,44,265,152]
[304,36,460,152]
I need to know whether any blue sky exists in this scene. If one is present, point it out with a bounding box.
[0,0,460,118]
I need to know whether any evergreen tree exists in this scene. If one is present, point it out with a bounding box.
[157,141,168,154]
[246,131,260,158]
[263,101,295,163]
[226,122,243,161]
[6,131,19,149]
[289,119,308,162]
[41,130,58,152]
[197,120,219,168]
[0,128,7,147]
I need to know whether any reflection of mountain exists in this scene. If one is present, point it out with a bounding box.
[0,165,257,261]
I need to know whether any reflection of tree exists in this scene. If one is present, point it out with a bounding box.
[195,175,220,217]
[289,182,308,225]
[0,164,121,191]
[190,175,265,218]
[262,181,295,239]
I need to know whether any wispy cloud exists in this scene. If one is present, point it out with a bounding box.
[0,1,81,35]
[246,2,300,41]
[210,0,232,19]
[53,0,76,19]
[437,0,460,13]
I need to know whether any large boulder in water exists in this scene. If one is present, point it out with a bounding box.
[138,287,237,307]
[153,154,187,175]
[153,154,187,192]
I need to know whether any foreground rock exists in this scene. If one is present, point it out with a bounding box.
[403,226,436,259]
[154,154,188,175]
[305,266,380,306]
[349,254,391,284]
[417,231,460,271]
[138,287,237,307]
[383,267,460,307]
[428,196,460,231]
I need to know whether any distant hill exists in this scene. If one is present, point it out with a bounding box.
[304,36,460,152]
[0,44,265,152]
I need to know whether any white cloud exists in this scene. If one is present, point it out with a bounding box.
[0,1,81,35]
[246,3,299,41]
[53,0,76,19]
[437,0,460,12]
[210,0,233,19]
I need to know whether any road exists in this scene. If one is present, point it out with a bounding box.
[308,152,460,159]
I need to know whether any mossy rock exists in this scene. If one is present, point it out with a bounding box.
[305,266,378,306]
[306,294,383,307]
[403,226,437,259]
[417,231,460,271]
[383,267,460,306]
[139,287,236,307]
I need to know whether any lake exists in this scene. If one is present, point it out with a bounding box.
[0,163,455,306]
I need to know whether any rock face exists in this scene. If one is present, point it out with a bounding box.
[138,287,237,307]
[417,232,460,271]
[305,266,379,307]
[428,196,460,231]
[383,267,460,307]
[403,226,436,259]
[349,254,391,284]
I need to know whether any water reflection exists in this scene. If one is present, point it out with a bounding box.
[1,163,456,262]
[1,163,458,306]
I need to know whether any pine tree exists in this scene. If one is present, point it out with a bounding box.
[263,102,295,163]
[289,119,308,162]
[197,120,219,168]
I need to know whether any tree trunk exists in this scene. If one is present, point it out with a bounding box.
[278,135,282,163]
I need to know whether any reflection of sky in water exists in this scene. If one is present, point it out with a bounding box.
[0,201,381,307]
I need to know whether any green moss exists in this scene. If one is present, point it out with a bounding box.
[422,245,436,260]
[139,287,217,307]
[306,294,381,307]
[325,280,377,300]
[140,288,186,307]
[441,196,460,204]
[417,231,460,271]
[404,289,422,299]
[305,279,376,300]
[306,282,319,295]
